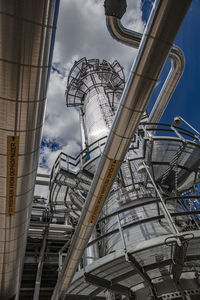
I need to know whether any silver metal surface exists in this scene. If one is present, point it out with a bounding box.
[67,231,200,297]
[85,91,113,146]
[84,229,99,266]
[49,128,200,257]
[0,0,59,298]
[65,58,125,176]
[51,1,191,299]
[106,16,185,125]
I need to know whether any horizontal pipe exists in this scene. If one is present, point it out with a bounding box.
[35,180,50,186]
[37,173,50,178]
[51,1,191,299]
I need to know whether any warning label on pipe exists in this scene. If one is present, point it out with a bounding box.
[6,136,19,216]
[88,159,120,224]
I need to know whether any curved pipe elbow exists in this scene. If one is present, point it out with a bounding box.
[106,16,141,48]
[149,46,185,124]
[106,15,185,125]
[170,45,185,76]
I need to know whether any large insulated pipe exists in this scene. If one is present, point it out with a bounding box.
[106,16,185,125]
[0,0,59,298]
[51,1,191,299]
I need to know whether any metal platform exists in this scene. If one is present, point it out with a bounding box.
[68,232,200,299]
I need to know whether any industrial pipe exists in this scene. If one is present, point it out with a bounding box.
[106,16,185,125]
[33,230,48,300]
[0,0,59,298]
[51,1,191,299]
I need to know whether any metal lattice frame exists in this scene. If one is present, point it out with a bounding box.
[65,58,125,107]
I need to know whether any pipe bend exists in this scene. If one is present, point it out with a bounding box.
[106,15,185,124]
[149,45,185,124]
[106,16,141,48]
[107,15,185,72]
[170,45,185,74]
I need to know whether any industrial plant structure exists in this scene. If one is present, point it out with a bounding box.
[0,0,200,300]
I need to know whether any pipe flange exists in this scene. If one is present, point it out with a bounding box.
[104,0,127,19]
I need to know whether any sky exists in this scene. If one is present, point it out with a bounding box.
[37,0,200,179]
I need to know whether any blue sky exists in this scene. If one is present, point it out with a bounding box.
[39,0,200,174]
[144,0,200,130]
[168,0,200,129]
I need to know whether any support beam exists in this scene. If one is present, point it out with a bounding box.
[127,253,157,298]
[111,270,137,284]
[84,273,134,298]
[35,180,50,186]
[65,296,106,300]
[172,244,187,283]
[89,287,105,298]
[143,162,180,238]
[33,230,48,300]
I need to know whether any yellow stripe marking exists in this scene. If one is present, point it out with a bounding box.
[88,159,120,224]
[6,136,19,216]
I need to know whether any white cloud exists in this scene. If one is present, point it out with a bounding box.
[54,0,144,70]
[39,140,81,172]
[43,70,80,144]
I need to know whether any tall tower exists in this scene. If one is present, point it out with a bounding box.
[50,57,200,300]
[66,57,125,173]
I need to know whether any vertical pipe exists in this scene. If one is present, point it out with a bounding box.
[33,230,48,300]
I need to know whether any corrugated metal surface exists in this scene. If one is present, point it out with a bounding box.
[0,0,59,297]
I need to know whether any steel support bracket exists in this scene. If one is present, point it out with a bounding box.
[127,253,157,299]
[84,272,134,298]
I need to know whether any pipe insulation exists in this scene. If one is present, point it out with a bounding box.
[0,0,59,298]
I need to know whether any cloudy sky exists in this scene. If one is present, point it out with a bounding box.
[38,0,200,176]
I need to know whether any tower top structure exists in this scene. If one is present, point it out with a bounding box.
[65,57,125,107]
